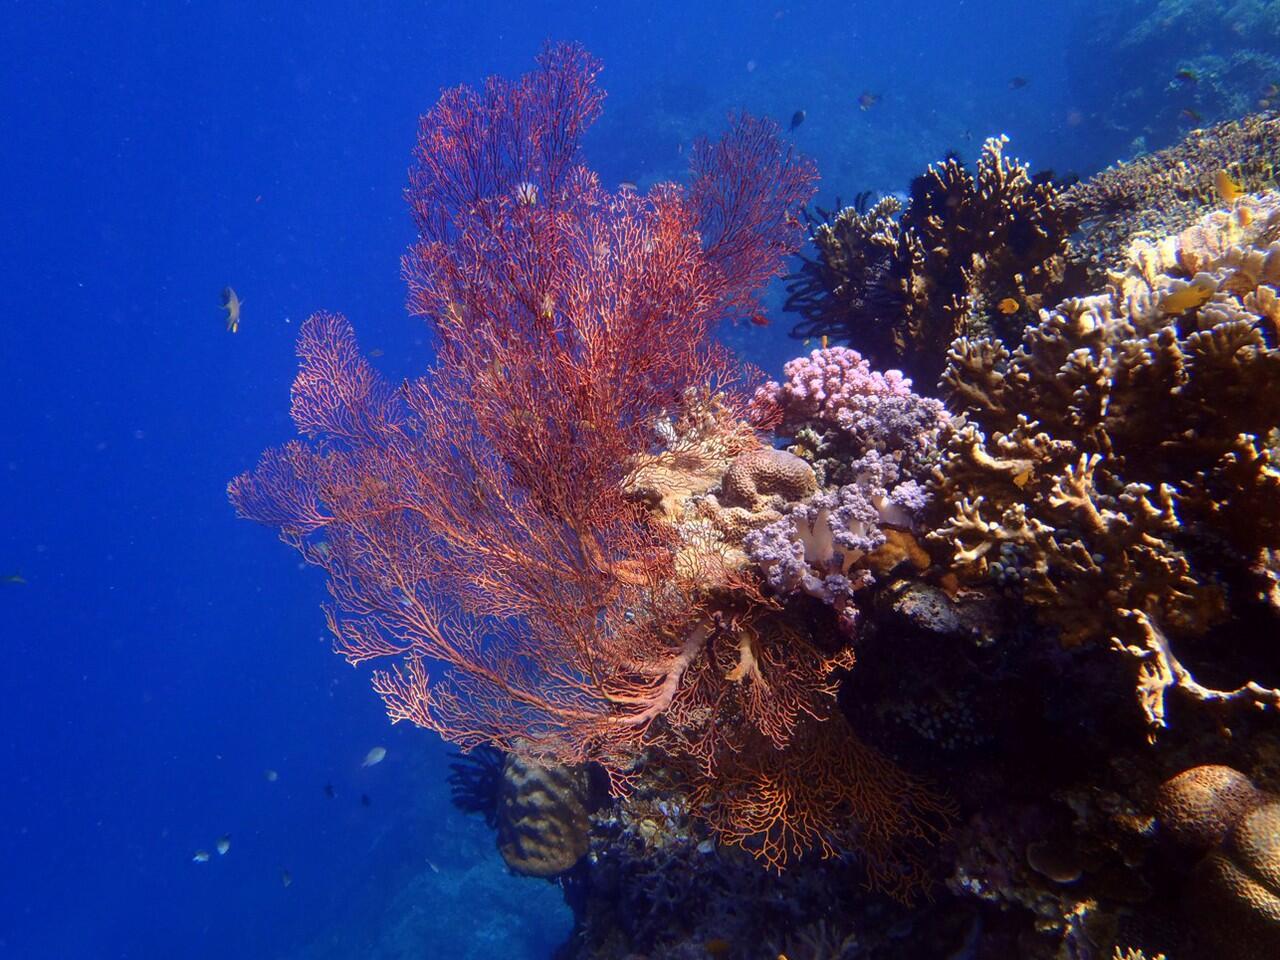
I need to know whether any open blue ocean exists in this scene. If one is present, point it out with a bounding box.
[6,2,1279,958]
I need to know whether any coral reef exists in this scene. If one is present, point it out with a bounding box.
[234,44,953,896]
[1066,0,1280,166]
[1065,111,1280,278]
[234,43,1280,960]
[786,137,1080,387]
[930,190,1280,735]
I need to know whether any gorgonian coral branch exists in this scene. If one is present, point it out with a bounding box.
[231,44,817,777]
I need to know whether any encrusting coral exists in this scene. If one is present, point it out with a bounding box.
[930,190,1280,736]
[786,136,1080,387]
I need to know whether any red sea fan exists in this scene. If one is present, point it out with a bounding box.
[230,43,816,775]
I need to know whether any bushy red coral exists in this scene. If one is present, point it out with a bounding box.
[235,47,948,856]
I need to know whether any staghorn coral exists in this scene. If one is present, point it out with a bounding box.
[931,190,1280,736]
[787,137,1080,387]
[1065,111,1280,279]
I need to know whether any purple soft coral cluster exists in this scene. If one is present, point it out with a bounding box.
[744,347,949,632]
[754,346,911,418]
[752,346,948,467]
[744,493,874,635]
[745,449,930,634]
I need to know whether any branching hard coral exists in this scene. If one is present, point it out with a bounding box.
[1064,111,1280,280]
[787,137,1080,387]
[930,190,1280,736]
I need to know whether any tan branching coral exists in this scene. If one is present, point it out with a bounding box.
[1064,111,1280,278]
[787,136,1079,386]
[931,191,1280,735]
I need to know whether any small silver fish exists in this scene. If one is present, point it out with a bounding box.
[192,850,210,863]
[361,746,387,767]
[216,835,231,856]
[221,286,243,333]
[264,768,279,782]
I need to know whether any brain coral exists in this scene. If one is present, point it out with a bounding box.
[930,191,1280,735]
[721,447,817,511]
[1195,800,1280,956]
[1155,764,1264,852]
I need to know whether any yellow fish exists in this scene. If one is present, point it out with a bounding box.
[997,296,1020,315]
[1161,283,1213,316]
[1215,169,1242,204]
[221,286,243,333]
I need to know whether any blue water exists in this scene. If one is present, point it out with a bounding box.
[1,1,1250,956]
